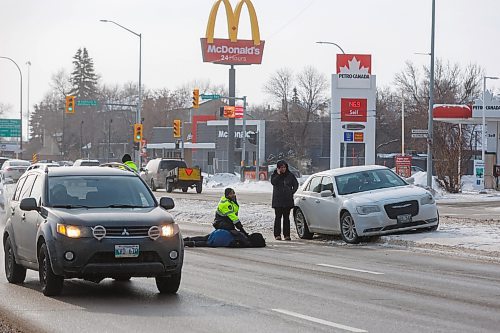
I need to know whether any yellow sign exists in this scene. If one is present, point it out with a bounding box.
[206,0,261,46]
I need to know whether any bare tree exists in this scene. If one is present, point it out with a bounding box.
[263,68,294,120]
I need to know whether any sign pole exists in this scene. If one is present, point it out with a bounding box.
[227,65,236,173]
[241,96,247,181]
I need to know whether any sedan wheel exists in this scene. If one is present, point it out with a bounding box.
[4,237,26,284]
[340,212,360,244]
[38,243,64,296]
[166,180,173,193]
[294,209,313,239]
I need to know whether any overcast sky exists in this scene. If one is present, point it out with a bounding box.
[1,0,499,137]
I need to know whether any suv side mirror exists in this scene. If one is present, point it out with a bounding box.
[159,197,175,210]
[20,197,38,211]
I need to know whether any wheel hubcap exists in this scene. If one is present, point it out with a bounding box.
[342,216,356,240]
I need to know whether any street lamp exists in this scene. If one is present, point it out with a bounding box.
[426,0,436,189]
[482,76,499,162]
[316,41,345,54]
[26,61,31,140]
[100,19,142,166]
[0,56,23,158]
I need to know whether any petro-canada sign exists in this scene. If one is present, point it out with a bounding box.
[337,54,372,89]
[201,0,265,65]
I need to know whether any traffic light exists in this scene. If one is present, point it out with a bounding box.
[65,95,75,114]
[133,123,143,143]
[192,88,200,109]
[173,119,181,138]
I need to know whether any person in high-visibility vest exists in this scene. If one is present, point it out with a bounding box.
[213,188,248,236]
[121,154,138,172]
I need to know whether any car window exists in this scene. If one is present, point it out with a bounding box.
[321,176,334,193]
[80,161,100,166]
[307,176,322,193]
[47,175,156,208]
[10,160,31,167]
[337,169,407,195]
[13,176,27,201]
[19,174,37,200]
[30,175,45,204]
[159,160,186,170]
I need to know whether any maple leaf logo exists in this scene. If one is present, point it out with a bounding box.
[339,57,370,74]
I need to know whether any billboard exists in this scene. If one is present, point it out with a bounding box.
[201,0,265,65]
[336,54,372,89]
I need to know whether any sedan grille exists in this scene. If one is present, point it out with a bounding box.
[384,200,419,219]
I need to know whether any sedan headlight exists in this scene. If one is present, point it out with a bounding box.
[356,205,381,215]
[420,193,435,205]
[57,223,83,238]
[161,223,179,237]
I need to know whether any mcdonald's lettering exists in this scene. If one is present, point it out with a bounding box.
[201,0,265,65]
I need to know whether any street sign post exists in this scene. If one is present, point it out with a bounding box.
[411,129,428,139]
[201,94,221,100]
[0,119,21,137]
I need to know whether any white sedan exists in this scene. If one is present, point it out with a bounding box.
[293,165,439,244]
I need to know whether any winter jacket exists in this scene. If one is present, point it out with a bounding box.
[214,195,240,225]
[271,164,299,208]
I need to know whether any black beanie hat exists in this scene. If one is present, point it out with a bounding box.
[224,188,234,197]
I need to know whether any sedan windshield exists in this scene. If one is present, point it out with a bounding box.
[47,176,155,208]
[336,169,407,195]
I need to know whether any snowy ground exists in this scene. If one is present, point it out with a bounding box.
[198,172,500,261]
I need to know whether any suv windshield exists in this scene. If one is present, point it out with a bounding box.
[336,169,408,195]
[159,160,186,170]
[47,175,155,208]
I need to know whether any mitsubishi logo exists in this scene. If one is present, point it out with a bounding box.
[122,228,130,236]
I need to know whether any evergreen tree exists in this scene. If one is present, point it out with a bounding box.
[70,48,99,98]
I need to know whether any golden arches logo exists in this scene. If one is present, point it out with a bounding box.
[205,0,261,46]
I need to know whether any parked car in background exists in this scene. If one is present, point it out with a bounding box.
[27,162,60,171]
[0,159,31,183]
[140,158,189,191]
[73,159,100,166]
[3,165,184,296]
[0,157,10,169]
[293,165,439,244]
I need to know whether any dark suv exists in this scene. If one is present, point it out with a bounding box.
[3,165,183,296]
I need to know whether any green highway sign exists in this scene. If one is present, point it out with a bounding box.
[201,94,221,100]
[76,99,98,106]
[0,119,21,137]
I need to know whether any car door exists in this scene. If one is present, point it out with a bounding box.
[315,176,342,233]
[22,174,45,262]
[10,175,35,260]
[297,176,322,231]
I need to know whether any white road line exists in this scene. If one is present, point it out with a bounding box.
[317,263,384,275]
[272,309,367,333]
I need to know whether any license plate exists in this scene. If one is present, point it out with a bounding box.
[114,245,139,258]
[397,214,412,224]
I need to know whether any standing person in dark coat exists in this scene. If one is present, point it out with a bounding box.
[271,160,299,240]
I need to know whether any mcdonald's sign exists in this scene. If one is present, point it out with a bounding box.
[201,0,265,65]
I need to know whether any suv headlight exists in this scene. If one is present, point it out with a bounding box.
[420,194,435,205]
[57,223,86,238]
[356,205,380,215]
[161,223,179,237]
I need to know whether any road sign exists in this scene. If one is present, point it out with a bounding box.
[0,119,21,137]
[201,94,221,100]
[411,133,428,138]
[411,129,428,134]
[76,100,98,106]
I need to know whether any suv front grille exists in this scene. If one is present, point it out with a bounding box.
[384,200,419,219]
[104,226,151,238]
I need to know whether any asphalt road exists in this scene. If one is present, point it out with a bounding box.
[1,219,500,333]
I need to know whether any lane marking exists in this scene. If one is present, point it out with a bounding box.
[317,263,384,275]
[272,309,367,332]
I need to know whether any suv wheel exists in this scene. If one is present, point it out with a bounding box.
[155,272,181,294]
[150,179,157,191]
[38,243,64,296]
[4,237,26,284]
